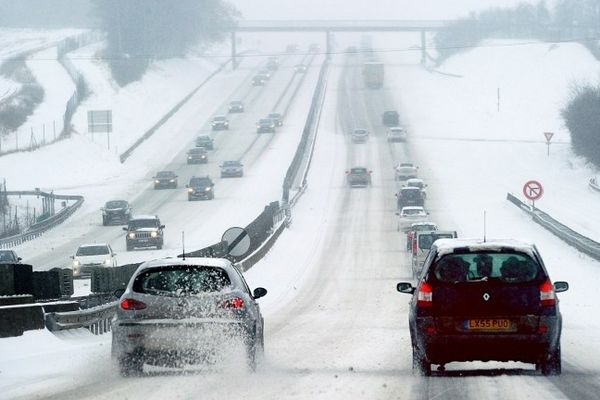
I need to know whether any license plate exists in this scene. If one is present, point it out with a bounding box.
[466,319,513,331]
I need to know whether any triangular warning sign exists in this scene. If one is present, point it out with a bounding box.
[544,132,554,142]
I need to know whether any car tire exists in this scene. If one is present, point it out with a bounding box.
[157,242,163,250]
[538,345,561,376]
[118,352,144,377]
[412,345,431,376]
[102,218,108,226]
[126,243,133,251]
[210,192,215,200]
[245,338,261,373]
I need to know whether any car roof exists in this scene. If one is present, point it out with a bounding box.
[135,257,233,274]
[390,126,405,130]
[78,243,109,248]
[230,100,242,103]
[213,115,226,119]
[130,215,158,221]
[223,160,241,164]
[401,206,425,211]
[433,238,537,258]
[157,170,175,175]
[407,178,424,183]
[411,222,437,227]
[268,112,281,116]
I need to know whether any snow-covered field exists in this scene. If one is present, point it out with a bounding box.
[2,26,600,399]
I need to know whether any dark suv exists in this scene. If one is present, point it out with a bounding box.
[123,215,165,251]
[186,176,215,201]
[382,110,399,126]
[346,167,372,187]
[397,239,569,376]
[101,200,131,226]
[396,187,424,209]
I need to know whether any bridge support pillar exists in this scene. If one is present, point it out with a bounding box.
[326,30,332,60]
[420,30,427,65]
[231,31,238,70]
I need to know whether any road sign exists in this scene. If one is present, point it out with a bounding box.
[523,180,544,201]
[222,227,251,257]
[544,132,554,142]
[87,110,112,133]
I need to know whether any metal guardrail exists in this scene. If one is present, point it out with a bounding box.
[45,301,117,335]
[506,192,600,261]
[0,190,84,248]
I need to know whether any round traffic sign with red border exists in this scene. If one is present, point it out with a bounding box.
[523,180,543,201]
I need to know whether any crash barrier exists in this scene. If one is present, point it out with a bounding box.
[507,192,600,261]
[0,190,84,249]
[589,177,600,192]
[0,263,74,299]
[283,59,330,204]
[0,300,79,338]
[237,217,287,272]
[45,301,117,334]
[91,263,140,294]
[119,55,238,163]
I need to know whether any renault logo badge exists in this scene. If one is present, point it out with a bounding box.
[483,293,490,301]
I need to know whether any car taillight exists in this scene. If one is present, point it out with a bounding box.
[416,281,433,308]
[221,297,244,309]
[120,298,147,310]
[539,279,556,306]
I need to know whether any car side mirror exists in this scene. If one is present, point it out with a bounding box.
[185,184,189,188]
[70,255,74,259]
[397,282,415,294]
[395,212,399,216]
[253,287,268,299]
[554,281,569,293]
[17,257,22,261]
[113,288,125,298]
[122,227,128,231]
[160,225,165,229]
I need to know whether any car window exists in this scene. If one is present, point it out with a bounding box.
[431,252,542,283]
[0,251,16,262]
[76,246,109,256]
[350,168,367,174]
[156,171,173,178]
[106,200,127,208]
[129,219,158,229]
[133,266,231,296]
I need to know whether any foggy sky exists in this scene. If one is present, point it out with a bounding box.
[229,0,553,20]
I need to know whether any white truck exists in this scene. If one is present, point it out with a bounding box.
[410,230,458,278]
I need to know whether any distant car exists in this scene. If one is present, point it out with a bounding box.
[252,75,266,86]
[258,69,271,79]
[111,257,268,375]
[187,147,208,164]
[195,135,214,150]
[123,215,165,251]
[397,238,569,376]
[405,178,427,199]
[228,100,244,113]
[220,160,244,178]
[211,115,229,131]
[0,250,21,264]
[267,112,283,127]
[396,206,428,232]
[153,171,178,189]
[294,64,307,73]
[286,43,299,53]
[352,129,369,143]
[256,118,276,133]
[395,162,418,181]
[387,126,407,142]
[71,243,117,278]
[411,230,458,277]
[396,186,425,209]
[406,222,438,251]
[382,110,399,126]
[346,166,372,187]
[101,200,132,226]
[266,56,279,70]
[187,176,215,201]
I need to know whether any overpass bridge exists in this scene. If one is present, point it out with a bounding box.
[229,20,449,66]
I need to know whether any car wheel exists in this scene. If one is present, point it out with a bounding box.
[538,345,561,375]
[126,244,133,251]
[157,242,163,250]
[245,338,261,373]
[102,217,108,226]
[188,195,192,201]
[118,352,144,377]
[412,345,431,376]
[210,192,215,200]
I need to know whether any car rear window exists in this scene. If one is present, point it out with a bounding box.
[350,168,367,174]
[133,266,231,296]
[430,252,543,284]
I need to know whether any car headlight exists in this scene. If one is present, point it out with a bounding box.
[104,258,112,265]
[72,260,80,267]
[155,180,160,184]
[187,188,194,193]
[205,187,212,191]
[150,231,158,238]
[170,179,175,182]
[188,156,192,159]
[128,232,135,239]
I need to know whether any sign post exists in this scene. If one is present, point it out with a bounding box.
[523,180,544,209]
[87,110,113,150]
[543,132,554,156]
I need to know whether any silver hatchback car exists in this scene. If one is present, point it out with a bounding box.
[112,257,267,375]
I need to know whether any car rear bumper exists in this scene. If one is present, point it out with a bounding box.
[221,170,242,177]
[187,158,208,164]
[413,317,561,364]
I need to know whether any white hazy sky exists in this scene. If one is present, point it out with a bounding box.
[229,0,551,20]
